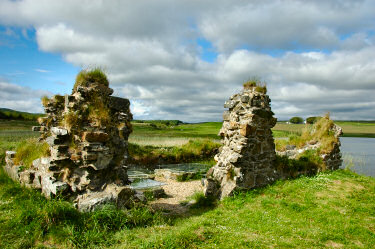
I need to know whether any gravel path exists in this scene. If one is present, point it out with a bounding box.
[150,178,203,215]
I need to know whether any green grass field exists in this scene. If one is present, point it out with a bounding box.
[274,121,375,138]
[1,168,374,248]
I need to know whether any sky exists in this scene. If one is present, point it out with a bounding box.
[0,0,375,122]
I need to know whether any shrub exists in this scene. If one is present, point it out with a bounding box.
[289,116,304,124]
[14,138,50,169]
[73,68,109,91]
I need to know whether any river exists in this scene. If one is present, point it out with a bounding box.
[340,137,375,177]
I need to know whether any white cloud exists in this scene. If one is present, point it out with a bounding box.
[35,68,50,73]
[0,0,375,121]
[0,81,51,113]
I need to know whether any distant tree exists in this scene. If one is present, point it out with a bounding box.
[289,116,304,124]
[306,116,321,124]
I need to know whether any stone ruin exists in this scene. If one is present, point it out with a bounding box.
[204,84,343,200]
[276,116,343,175]
[3,74,343,207]
[4,71,137,211]
[203,85,279,199]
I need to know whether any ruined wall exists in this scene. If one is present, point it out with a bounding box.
[204,85,279,199]
[276,117,343,176]
[204,86,343,200]
[5,72,135,211]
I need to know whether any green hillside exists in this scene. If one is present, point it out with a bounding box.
[0,108,44,121]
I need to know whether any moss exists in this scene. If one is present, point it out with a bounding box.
[73,68,109,91]
[87,93,111,127]
[62,111,79,132]
[54,95,65,104]
[41,96,50,107]
[243,80,257,89]
[14,138,50,169]
[255,85,267,94]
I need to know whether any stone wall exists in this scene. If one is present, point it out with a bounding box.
[204,86,343,200]
[276,117,343,176]
[204,85,279,199]
[4,72,136,211]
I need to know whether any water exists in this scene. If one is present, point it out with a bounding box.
[130,179,166,190]
[340,137,375,177]
[128,163,210,189]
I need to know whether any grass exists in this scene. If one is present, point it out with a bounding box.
[243,78,267,94]
[13,138,50,169]
[275,115,340,154]
[74,68,109,91]
[274,121,375,138]
[113,170,375,248]
[2,165,374,248]
[128,139,220,165]
[0,167,167,248]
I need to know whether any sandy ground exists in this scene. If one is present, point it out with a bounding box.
[150,178,203,215]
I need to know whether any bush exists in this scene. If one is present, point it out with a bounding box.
[289,116,304,124]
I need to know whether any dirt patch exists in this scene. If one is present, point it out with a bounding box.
[325,240,344,248]
[150,179,203,215]
[332,180,365,191]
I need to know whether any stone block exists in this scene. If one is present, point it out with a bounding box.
[241,95,250,103]
[6,151,16,159]
[108,96,130,112]
[51,127,69,136]
[82,151,98,161]
[223,111,230,121]
[82,131,109,142]
[240,123,256,137]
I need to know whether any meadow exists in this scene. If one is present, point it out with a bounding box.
[1,166,374,248]
[1,119,375,248]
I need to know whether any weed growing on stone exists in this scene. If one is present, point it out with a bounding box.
[41,95,50,107]
[13,138,50,169]
[243,78,267,93]
[74,67,109,91]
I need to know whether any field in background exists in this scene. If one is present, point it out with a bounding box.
[1,120,374,159]
[274,121,375,138]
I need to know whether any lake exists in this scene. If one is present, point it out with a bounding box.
[341,137,375,177]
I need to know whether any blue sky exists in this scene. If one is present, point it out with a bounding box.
[0,0,375,121]
[0,27,78,94]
